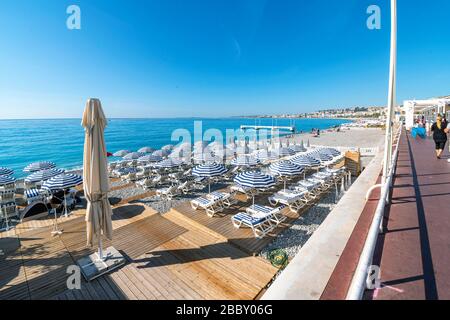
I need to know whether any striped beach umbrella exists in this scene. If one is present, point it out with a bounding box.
[42,173,83,191]
[0,167,13,176]
[138,147,155,153]
[0,175,16,186]
[113,150,130,157]
[24,161,56,173]
[193,163,228,193]
[231,155,260,167]
[123,152,146,160]
[290,155,321,167]
[162,144,175,151]
[152,149,170,157]
[138,154,162,163]
[269,161,305,190]
[254,150,279,163]
[25,168,65,183]
[272,147,296,158]
[234,171,276,205]
[155,158,182,169]
[319,148,342,157]
[289,144,307,153]
[42,173,82,217]
[308,151,333,163]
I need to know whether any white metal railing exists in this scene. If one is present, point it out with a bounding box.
[346,124,402,300]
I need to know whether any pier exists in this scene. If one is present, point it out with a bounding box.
[240,125,296,133]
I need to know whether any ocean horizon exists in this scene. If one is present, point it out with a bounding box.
[0,117,351,178]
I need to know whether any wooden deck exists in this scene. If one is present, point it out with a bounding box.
[0,203,278,300]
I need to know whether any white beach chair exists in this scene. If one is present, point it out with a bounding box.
[156,185,179,200]
[190,196,224,217]
[231,211,274,239]
[177,180,195,194]
[246,204,287,225]
[0,190,15,205]
[1,203,19,231]
[207,191,239,208]
[268,190,308,213]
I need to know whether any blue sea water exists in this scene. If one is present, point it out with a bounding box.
[0,118,351,178]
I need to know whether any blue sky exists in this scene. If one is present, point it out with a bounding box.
[0,0,449,118]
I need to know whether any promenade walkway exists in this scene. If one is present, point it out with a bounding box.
[367,131,450,300]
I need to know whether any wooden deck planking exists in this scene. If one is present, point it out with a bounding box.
[1,201,278,300]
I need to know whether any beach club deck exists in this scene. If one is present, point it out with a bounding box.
[320,130,450,300]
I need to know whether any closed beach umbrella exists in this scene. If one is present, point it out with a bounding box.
[24,161,56,173]
[42,173,83,217]
[0,175,16,186]
[0,167,13,176]
[82,98,113,259]
[231,155,260,167]
[113,150,130,157]
[123,152,145,160]
[138,147,154,153]
[193,163,227,193]
[25,168,65,183]
[234,171,276,205]
[269,161,305,190]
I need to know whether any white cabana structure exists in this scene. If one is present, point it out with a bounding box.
[403,97,450,130]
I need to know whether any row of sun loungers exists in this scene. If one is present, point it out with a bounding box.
[190,191,239,217]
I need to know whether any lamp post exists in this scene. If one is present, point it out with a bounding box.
[383,0,397,184]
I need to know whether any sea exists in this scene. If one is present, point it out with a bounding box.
[0,118,351,178]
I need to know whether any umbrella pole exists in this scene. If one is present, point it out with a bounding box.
[64,192,68,218]
[98,235,104,261]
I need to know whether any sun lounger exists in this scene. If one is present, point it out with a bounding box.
[207,191,239,208]
[177,180,195,194]
[24,188,48,205]
[1,203,19,230]
[268,190,309,212]
[231,211,274,239]
[0,190,15,205]
[156,185,179,200]
[246,204,287,224]
[230,184,258,200]
[191,196,224,217]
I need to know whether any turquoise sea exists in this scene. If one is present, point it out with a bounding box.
[0,118,351,178]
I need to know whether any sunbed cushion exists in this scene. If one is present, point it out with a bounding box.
[233,212,267,225]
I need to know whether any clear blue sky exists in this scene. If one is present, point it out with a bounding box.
[0,0,449,118]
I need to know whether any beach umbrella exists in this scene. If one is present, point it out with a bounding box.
[138,147,154,153]
[193,163,228,193]
[42,173,83,218]
[272,147,296,158]
[254,150,279,163]
[193,151,222,164]
[0,175,16,186]
[289,144,307,153]
[162,144,175,151]
[269,161,305,190]
[0,167,13,176]
[113,150,130,157]
[24,161,56,173]
[231,155,260,167]
[123,152,145,160]
[308,151,333,163]
[234,171,276,205]
[138,154,162,163]
[152,149,170,157]
[319,148,342,157]
[82,98,113,261]
[306,140,311,148]
[155,158,182,169]
[25,168,65,183]
[290,155,321,168]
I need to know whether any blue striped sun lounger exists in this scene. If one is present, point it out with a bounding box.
[191,196,225,217]
[231,212,275,239]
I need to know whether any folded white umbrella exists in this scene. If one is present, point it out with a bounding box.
[82,99,113,258]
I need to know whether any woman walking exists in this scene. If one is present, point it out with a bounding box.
[431,115,449,159]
